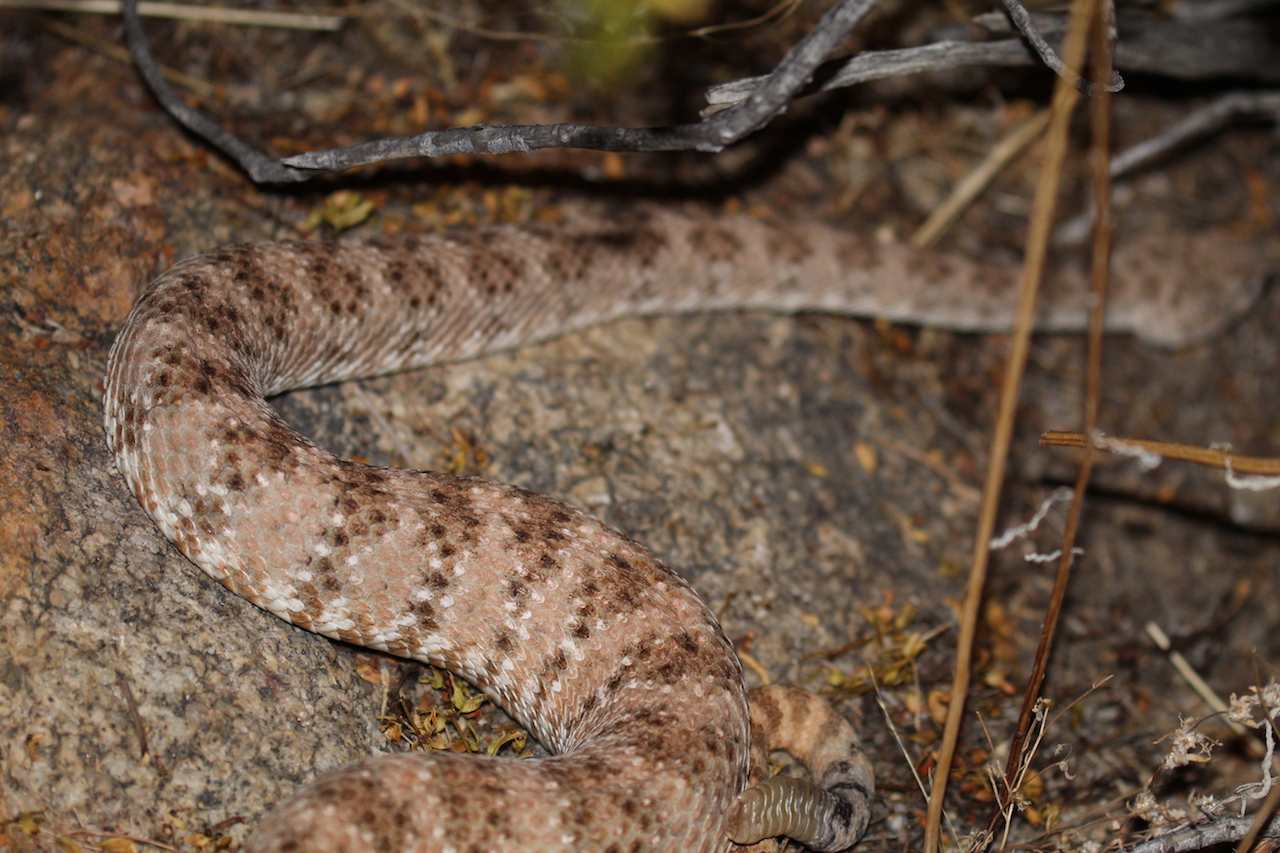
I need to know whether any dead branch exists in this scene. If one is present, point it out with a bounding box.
[118,0,1280,185]
[120,0,886,181]
[116,0,1144,183]
[1119,815,1280,853]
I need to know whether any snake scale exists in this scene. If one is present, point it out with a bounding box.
[102,205,1256,852]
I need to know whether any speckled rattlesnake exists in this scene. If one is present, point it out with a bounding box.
[102,205,1258,852]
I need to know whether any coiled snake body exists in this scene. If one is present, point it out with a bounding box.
[102,206,1248,852]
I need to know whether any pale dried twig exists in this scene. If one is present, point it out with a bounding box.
[924,0,1100,843]
[1145,621,1240,732]
[1,0,344,29]
[909,109,1051,249]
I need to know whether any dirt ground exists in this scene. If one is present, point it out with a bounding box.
[1,1,1278,851]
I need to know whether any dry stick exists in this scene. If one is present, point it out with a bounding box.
[702,38,1043,113]
[0,0,344,29]
[282,0,1086,172]
[1121,816,1280,853]
[708,0,1126,113]
[1054,89,1280,243]
[116,0,1277,188]
[711,36,1277,142]
[118,0,883,180]
[994,7,1116,840]
[1000,0,1122,95]
[1110,91,1280,178]
[1143,621,1263,755]
[913,87,1280,253]
[280,0,882,172]
[909,109,1051,250]
[921,2,1097,851]
[1040,432,1280,476]
[910,87,1280,252]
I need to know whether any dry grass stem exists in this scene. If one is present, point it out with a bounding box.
[996,8,1116,842]
[909,109,1051,250]
[1,0,344,28]
[1041,432,1280,479]
[924,1,1101,849]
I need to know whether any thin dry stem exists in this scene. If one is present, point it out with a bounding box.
[0,0,344,29]
[923,2,1100,851]
[926,1,1095,845]
[909,109,1051,250]
[1040,432,1280,476]
[995,6,1116,840]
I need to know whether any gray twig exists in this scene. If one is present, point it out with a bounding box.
[999,0,1123,95]
[1119,815,1280,853]
[280,0,880,172]
[120,0,1275,184]
[703,38,1037,114]
[121,0,882,181]
[1109,90,1280,178]
[1053,88,1280,244]
[708,1,1279,112]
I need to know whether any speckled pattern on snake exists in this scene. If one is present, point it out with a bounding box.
[101,205,1255,853]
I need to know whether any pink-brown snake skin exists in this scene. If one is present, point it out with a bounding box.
[102,206,1253,852]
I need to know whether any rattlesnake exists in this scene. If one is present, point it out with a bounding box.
[102,205,1260,852]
